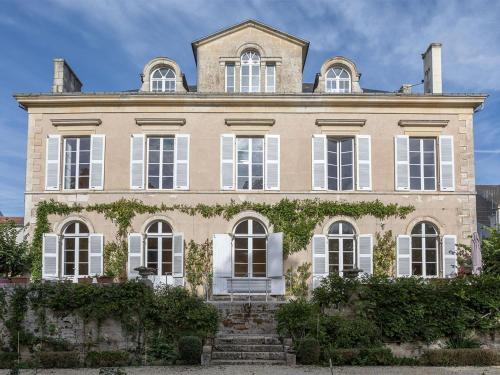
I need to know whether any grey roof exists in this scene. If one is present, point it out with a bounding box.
[477,185,500,205]
[476,185,500,228]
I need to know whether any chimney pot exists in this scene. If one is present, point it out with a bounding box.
[399,84,412,94]
[52,59,82,93]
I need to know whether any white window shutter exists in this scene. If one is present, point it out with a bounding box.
[442,235,457,278]
[173,233,184,277]
[265,135,280,190]
[213,234,232,294]
[268,232,285,295]
[312,234,328,288]
[439,135,455,191]
[358,234,373,276]
[90,135,105,190]
[127,233,143,278]
[312,135,327,190]
[220,134,235,190]
[89,234,104,276]
[397,235,411,276]
[356,135,372,190]
[174,134,190,190]
[395,135,410,191]
[42,234,59,279]
[130,134,145,189]
[45,135,61,190]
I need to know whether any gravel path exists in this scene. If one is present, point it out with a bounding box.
[2,366,499,375]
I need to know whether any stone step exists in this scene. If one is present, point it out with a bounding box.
[210,359,287,366]
[214,344,284,352]
[214,335,281,345]
[212,351,286,361]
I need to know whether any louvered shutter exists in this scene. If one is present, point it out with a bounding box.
[213,234,232,294]
[312,135,327,190]
[220,134,235,190]
[356,135,372,190]
[130,134,145,189]
[175,134,190,190]
[439,136,455,191]
[442,235,457,277]
[45,135,61,190]
[312,235,328,288]
[358,234,373,276]
[268,232,285,295]
[42,234,59,279]
[128,233,143,278]
[90,135,105,190]
[397,235,411,276]
[172,233,184,278]
[89,234,104,276]
[395,136,410,190]
[265,135,280,190]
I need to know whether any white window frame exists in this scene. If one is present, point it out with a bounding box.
[145,221,174,276]
[62,222,90,278]
[410,222,439,278]
[409,137,437,192]
[150,67,176,93]
[146,136,175,191]
[265,64,275,93]
[327,137,355,191]
[236,137,264,191]
[233,219,267,278]
[327,221,357,276]
[225,63,235,93]
[63,136,91,191]
[325,67,351,93]
[240,51,261,93]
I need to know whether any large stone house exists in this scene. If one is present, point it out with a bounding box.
[15,20,486,295]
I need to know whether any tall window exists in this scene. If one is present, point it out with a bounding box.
[265,64,275,93]
[411,222,438,277]
[240,51,260,93]
[64,136,90,189]
[145,220,173,276]
[325,66,351,93]
[150,67,176,92]
[147,137,175,189]
[234,219,267,278]
[327,137,354,191]
[236,137,264,190]
[409,138,436,190]
[225,64,235,93]
[328,221,356,275]
[62,221,89,277]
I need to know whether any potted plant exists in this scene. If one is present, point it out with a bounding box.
[97,275,114,284]
[0,220,30,283]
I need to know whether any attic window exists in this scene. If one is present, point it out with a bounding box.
[241,51,260,93]
[325,66,351,93]
[150,67,176,93]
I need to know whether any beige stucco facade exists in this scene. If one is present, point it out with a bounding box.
[15,20,486,290]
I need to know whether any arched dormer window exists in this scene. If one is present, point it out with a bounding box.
[150,67,176,92]
[325,66,351,93]
[240,51,260,93]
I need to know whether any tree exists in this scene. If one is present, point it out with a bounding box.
[482,226,500,275]
[0,220,30,278]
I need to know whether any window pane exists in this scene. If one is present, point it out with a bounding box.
[148,222,159,234]
[149,151,160,163]
[163,138,174,150]
[162,164,174,177]
[163,151,174,164]
[410,178,421,190]
[412,263,422,276]
[423,139,434,151]
[410,165,421,178]
[78,176,89,189]
[252,164,263,177]
[149,138,160,150]
[340,138,353,152]
[79,263,88,276]
[341,165,353,178]
[253,249,266,263]
[410,151,420,164]
[252,221,266,235]
[238,164,249,177]
[252,263,266,277]
[148,177,159,189]
[237,177,249,190]
[79,151,90,164]
[253,237,266,249]
[329,223,340,235]
[234,249,248,263]
[342,223,354,235]
[341,177,353,190]
[409,138,420,151]
[235,236,248,248]
[80,137,90,150]
[252,151,263,163]
[424,178,435,190]
[328,177,338,190]
[162,177,173,189]
[234,263,248,277]
[426,263,437,276]
[252,177,263,190]
[424,165,435,178]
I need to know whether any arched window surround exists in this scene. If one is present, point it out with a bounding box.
[233,218,267,278]
[327,220,357,275]
[150,66,176,93]
[62,220,90,277]
[325,66,351,93]
[410,221,439,277]
[240,50,261,93]
[145,220,174,276]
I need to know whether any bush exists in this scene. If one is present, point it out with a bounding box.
[312,273,359,308]
[86,351,130,367]
[325,348,401,366]
[322,315,381,349]
[36,351,80,368]
[146,335,176,363]
[275,299,320,342]
[178,336,202,364]
[296,337,320,365]
[0,352,17,369]
[446,335,481,349]
[422,349,500,366]
[0,220,30,278]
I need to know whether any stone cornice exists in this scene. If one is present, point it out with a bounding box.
[225,118,275,127]
[398,119,449,127]
[316,119,366,127]
[135,118,186,126]
[50,118,102,126]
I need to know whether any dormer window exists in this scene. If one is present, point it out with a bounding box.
[241,51,260,93]
[150,67,176,92]
[325,66,351,93]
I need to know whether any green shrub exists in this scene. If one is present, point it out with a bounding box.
[421,349,500,366]
[296,337,320,365]
[312,273,359,308]
[325,348,400,366]
[178,336,202,364]
[275,299,320,342]
[146,335,176,363]
[322,315,381,349]
[86,351,130,367]
[0,352,17,369]
[36,351,80,368]
[481,226,500,275]
[446,335,481,349]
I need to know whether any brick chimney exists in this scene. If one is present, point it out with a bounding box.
[422,43,442,94]
[52,58,82,93]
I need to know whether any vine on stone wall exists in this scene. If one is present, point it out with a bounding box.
[30,198,414,280]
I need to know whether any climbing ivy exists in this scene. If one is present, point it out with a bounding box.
[30,198,414,280]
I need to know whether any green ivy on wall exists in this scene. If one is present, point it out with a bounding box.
[30,198,414,280]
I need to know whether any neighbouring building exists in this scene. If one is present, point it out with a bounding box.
[476,185,500,237]
[0,214,25,243]
[14,20,487,294]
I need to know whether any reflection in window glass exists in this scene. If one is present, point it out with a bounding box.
[237,137,264,190]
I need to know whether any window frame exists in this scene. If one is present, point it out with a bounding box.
[327,221,357,276]
[240,51,261,93]
[410,221,439,278]
[409,137,437,192]
[327,137,355,191]
[225,63,235,93]
[146,136,175,191]
[62,221,90,278]
[150,67,176,93]
[265,64,276,93]
[236,136,264,191]
[145,220,174,276]
[233,219,268,278]
[325,66,352,93]
[62,136,91,191]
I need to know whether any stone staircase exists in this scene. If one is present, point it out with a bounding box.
[206,300,294,366]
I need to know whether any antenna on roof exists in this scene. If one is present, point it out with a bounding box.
[398,80,424,94]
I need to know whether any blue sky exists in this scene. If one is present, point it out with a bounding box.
[1,0,499,216]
